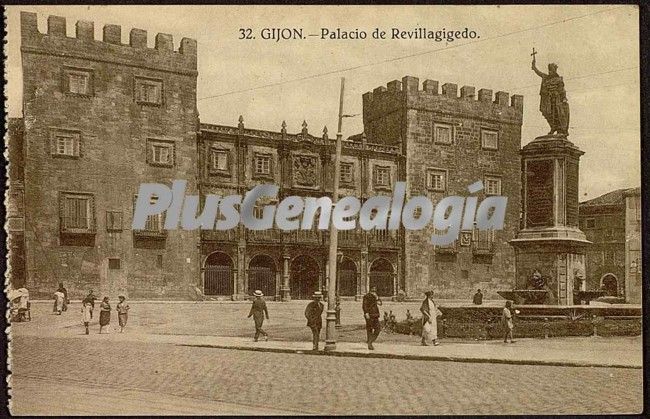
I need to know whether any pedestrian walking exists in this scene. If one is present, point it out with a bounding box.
[248,290,269,342]
[473,289,483,305]
[56,283,69,312]
[420,291,441,346]
[82,290,97,319]
[53,289,65,315]
[116,295,130,333]
[99,296,111,334]
[362,286,382,350]
[81,301,92,335]
[304,291,324,351]
[503,300,516,343]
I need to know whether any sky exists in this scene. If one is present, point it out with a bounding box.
[4,5,641,200]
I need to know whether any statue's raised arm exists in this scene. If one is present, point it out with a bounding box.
[531,49,570,136]
[531,56,547,78]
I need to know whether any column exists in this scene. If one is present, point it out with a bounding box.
[281,254,290,301]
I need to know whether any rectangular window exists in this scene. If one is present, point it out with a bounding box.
[426,169,447,192]
[210,149,229,172]
[340,162,354,184]
[106,211,123,232]
[50,129,81,158]
[156,255,163,269]
[147,139,175,167]
[135,77,163,105]
[484,176,502,195]
[434,123,453,145]
[60,192,94,232]
[481,129,499,150]
[108,258,121,270]
[254,154,272,175]
[374,166,391,188]
[133,196,165,234]
[63,67,93,96]
[585,218,596,229]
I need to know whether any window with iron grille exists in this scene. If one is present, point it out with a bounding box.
[481,129,499,150]
[146,139,175,167]
[63,67,93,96]
[426,169,447,192]
[340,162,354,184]
[50,129,81,158]
[373,166,391,188]
[434,123,453,145]
[210,149,229,172]
[484,176,502,195]
[106,211,123,232]
[253,154,272,177]
[135,77,163,105]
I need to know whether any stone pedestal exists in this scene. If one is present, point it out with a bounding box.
[510,135,591,305]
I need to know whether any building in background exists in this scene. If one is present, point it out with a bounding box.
[9,12,524,300]
[578,187,641,302]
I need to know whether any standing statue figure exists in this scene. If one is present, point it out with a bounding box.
[531,49,570,135]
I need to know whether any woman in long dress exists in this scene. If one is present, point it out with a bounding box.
[99,297,111,334]
[53,290,65,315]
[420,291,440,346]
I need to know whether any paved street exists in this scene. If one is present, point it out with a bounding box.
[8,301,644,415]
[9,335,643,415]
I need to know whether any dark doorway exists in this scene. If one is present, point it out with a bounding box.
[203,252,233,296]
[338,257,357,297]
[290,255,320,299]
[369,258,394,297]
[248,255,276,297]
[601,274,618,296]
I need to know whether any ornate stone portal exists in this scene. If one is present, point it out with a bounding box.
[509,134,591,305]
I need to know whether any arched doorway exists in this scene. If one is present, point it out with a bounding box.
[601,274,618,296]
[290,255,320,299]
[248,255,276,297]
[338,257,357,297]
[369,258,394,297]
[203,252,233,296]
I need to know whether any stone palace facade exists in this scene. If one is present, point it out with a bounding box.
[8,12,525,300]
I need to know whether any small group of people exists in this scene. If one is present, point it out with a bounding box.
[51,287,131,334]
[83,292,130,334]
[246,287,519,350]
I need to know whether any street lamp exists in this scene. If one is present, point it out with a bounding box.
[324,78,353,352]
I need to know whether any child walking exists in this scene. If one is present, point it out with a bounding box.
[81,301,92,335]
[116,295,130,333]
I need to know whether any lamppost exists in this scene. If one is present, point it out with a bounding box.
[324,77,349,352]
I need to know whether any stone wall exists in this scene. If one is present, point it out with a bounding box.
[363,76,523,300]
[20,12,199,299]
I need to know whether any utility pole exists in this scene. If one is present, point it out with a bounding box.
[324,77,345,352]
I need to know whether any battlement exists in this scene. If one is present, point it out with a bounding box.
[20,12,197,74]
[363,75,523,123]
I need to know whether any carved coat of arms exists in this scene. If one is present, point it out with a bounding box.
[293,155,318,187]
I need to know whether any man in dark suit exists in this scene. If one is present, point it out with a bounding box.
[304,291,324,351]
[362,286,382,350]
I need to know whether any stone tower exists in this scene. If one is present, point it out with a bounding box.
[362,76,524,299]
[20,12,199,298]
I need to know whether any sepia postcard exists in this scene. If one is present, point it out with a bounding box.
[3,4,644,415]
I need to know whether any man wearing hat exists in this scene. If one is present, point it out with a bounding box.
[248,290,269,342]
[304,291,324,351]
[362,286,383,350]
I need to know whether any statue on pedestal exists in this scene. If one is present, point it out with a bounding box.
[531,48,570,136]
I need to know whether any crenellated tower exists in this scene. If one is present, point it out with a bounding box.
[20,12,199,299]
[362,76,524,299]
